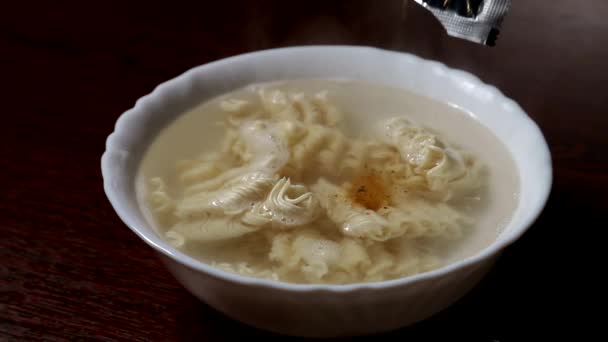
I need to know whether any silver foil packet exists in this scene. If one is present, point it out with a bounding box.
[413,0,511,46]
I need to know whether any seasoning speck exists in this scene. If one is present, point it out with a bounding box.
[348,172,389,211]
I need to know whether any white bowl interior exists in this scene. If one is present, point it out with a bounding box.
[102,46,552,290]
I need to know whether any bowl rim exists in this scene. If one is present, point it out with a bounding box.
[101,45,552,292]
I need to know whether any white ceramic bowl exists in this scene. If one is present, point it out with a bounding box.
[101,46,552,337]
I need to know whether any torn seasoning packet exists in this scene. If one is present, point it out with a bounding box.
[413,0,511,46]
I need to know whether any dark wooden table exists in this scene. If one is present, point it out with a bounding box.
[3,1,607,340]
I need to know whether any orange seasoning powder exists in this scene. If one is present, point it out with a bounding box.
[347,171,390,211]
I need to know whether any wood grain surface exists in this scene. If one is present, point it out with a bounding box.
[2,0,607,340]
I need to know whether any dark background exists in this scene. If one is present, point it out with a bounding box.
[2,0,606,340]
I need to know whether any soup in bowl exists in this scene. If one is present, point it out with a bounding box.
[101,46,551,337]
